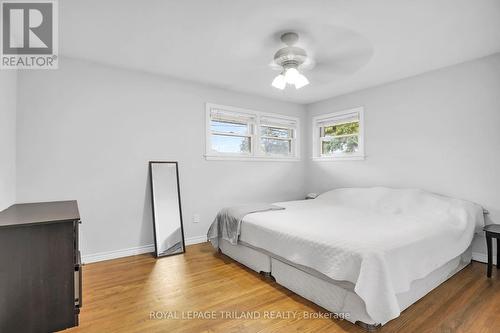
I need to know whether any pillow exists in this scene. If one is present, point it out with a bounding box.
[317,187,485,232]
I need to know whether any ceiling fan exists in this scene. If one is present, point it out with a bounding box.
[271,32,310,90]
[267,27,374,91]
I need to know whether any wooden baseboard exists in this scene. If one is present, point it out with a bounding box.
[472,252,497,265]
[185,235,208,245]
[82,235,207,264]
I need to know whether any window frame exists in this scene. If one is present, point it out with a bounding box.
[312,107,365,161]
[209,118,254,157]
[205,103,300,161]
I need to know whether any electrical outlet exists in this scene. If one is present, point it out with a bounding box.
[193,214,200,223]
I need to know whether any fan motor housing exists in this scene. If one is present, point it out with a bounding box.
[273,46,307,69]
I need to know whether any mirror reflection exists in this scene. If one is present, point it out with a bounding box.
[149,161,185,257]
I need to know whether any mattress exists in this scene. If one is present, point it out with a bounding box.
[271,248,471,326]
[220,238,472,326]
[236,188,483,324]
[219,238,271,273]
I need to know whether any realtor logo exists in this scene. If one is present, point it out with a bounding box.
[1,0,58,69]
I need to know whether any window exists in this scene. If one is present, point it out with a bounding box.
[206,103,299,160]
[259,116,296,157]
[312,107,364,160]
[209,111,254,155]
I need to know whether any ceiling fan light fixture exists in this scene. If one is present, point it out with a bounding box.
[284,67,299,84]
[271,73,286,90]
[294,73,310,89]
[271,32,311,90]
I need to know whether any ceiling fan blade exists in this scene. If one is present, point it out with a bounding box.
[268,61,282,71]
[233,22,374,86]
[302,23,374,77]
[313,47,373,75]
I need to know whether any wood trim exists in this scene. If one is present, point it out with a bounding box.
[81,236,207,264]
[185,235,207,245]
[82,244,155,264]
[472,251,497,265]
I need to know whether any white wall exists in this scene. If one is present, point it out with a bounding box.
[16,57,307,259]
[14,54,499,262]
[0,71,17,211]
[306,53,500,260]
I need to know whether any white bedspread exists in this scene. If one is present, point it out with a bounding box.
[238,187,484,324]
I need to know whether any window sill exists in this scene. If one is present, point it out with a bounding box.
[205,154,300,162]
[312,155,365,161]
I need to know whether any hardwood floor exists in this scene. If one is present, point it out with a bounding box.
[65,243,500,333]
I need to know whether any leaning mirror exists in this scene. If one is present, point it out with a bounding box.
[149,161,185,257]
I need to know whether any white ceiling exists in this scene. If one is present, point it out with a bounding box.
[60,0,500,104]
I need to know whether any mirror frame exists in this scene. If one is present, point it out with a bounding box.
[149,161,186,258]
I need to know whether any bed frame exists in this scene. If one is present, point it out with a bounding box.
[218,239,472,330]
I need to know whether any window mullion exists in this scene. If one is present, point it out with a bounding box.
[322,133,359,140]
[260,136,292,141]
[252,119,258,157]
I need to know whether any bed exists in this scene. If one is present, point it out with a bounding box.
[209,187,485,329]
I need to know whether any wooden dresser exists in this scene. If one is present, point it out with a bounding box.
[0,201,82,333]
